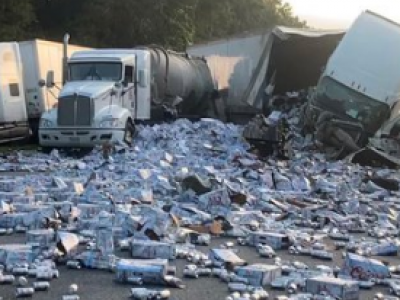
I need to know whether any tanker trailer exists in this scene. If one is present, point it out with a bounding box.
[146,46,216,118]
[38,45,217,149]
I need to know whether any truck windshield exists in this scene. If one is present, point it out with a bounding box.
[69,62,122,82]
[313,76,390,134]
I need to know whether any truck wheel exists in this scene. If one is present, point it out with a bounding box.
[123,119,135,146]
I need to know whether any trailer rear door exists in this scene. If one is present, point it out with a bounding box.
[0,43,27,123]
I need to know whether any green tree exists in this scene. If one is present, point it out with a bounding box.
[0,0,35,41]
[31,0,89,43]
[0,0,306,50]
[193,0,306,43]
[76,0,198,50]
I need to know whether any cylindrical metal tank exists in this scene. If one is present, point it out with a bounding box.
[146,46,215,114]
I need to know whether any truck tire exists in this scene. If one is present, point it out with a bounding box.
[123,119,136,146]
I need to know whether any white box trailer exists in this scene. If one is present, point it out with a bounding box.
[0,39,91,143]
[0,42,29,142]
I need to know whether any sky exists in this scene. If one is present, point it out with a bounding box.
[285,0,400,29]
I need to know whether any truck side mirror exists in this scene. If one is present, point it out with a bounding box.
[38,79,46,88]
[138,70,147,88]
[46,70,55,88]
[111,83,121,96]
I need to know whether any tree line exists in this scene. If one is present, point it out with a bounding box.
[0,0,306,50]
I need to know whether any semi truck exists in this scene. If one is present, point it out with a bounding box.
[0,39,90,143]
[301,11,400,159]
[39,41,216,149]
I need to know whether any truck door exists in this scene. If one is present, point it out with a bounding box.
[122,63,136,117]
[0,44,27,123]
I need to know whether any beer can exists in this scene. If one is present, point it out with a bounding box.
[66,261,81,269]
[126,276,143,285]
[62,295,80,300]
[13,267,29,276]
[0,274,15,284]
[36,270,53,281]
[27,269,37,277]
[33,281,50,291]
[16,287,35,298]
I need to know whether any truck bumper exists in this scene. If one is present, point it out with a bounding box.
[39,128,125,147]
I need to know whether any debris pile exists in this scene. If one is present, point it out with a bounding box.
[1,111,400,299]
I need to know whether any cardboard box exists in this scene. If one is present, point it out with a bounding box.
[26,229,55,248]
[115,259,168,284]
[0,244,34,268]
[341,253,390,280]
[130,240,176,259]
[198,189,231,217]
[235,264,282,286]
[306,276,359,300]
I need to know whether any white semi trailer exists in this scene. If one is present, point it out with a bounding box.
[0,39,90,143]
[39,44,216,149]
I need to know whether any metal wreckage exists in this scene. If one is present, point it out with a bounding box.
[300,11,400,168]
[244,11,400,169]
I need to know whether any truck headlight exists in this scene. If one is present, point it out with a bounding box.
[40,119,54,128]
[99,118,119,128]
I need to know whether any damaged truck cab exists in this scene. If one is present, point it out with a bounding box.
[303,11,400,156]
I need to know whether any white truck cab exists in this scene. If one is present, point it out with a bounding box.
[39,49,151,147]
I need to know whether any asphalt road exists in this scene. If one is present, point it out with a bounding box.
[0,234,396,300]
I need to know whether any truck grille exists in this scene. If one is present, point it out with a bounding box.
[57,96,92,126]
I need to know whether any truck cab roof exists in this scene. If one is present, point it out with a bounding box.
[70,49,143,63]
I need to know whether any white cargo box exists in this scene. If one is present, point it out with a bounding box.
[306,276,359,300]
